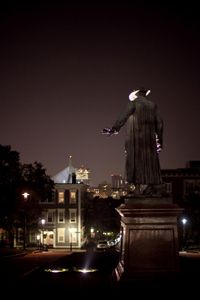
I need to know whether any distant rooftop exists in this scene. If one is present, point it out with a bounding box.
[52,156,91,184]
[52,156,76,184]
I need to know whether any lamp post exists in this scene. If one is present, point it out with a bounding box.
[41,219,46,249]
[69,228,73,252]
[90,227,95,238]
[36,234,40,250]
[22,192,30,250]
[69,228,81,251]
[181,218,188,251]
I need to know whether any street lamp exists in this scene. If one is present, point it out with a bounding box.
[90,227,95,238]
[22,192,30,200]
[22,192,30,250]
[41,219,46,249]
[69,228,73,252]
[181,218,188,251]
[36,234,40,250]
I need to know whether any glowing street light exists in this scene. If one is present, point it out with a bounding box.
[22,192,30,250]
[41,219,46,249]
[181,218,188,251]
[90,227,95,238]
[22,192,30,200]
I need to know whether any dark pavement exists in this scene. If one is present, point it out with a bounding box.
[1,248,200,298]
[19,250,120,293]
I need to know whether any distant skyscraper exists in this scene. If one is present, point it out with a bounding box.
[111,174,124,188]
[76,166,91,185]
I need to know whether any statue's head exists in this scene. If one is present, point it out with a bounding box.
[138,87,151,96]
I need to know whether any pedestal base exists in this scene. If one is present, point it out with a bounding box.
[113,197,183,285]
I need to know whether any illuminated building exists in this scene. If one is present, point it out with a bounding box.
[39,156,89,249]
[111,174,125,189]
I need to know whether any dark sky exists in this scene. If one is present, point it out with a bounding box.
[0,1,200,186]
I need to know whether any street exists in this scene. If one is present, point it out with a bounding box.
[1,249,200,297]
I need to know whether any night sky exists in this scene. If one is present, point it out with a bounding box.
[0,1,200,186]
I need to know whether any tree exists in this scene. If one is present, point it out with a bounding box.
[0,144,54,247]
[86,196,122,240]
[16,162,55,246]
[0,145,21,244]
[20,161,54,203]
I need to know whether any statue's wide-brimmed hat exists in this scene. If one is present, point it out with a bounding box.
[129,87,151,101]
[137,86,151,95]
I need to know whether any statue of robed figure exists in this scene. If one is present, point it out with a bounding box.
[102,87,163,196]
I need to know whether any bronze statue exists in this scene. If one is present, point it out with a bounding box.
[102,87,163,196]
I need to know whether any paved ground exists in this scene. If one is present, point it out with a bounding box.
[1,248,200,297]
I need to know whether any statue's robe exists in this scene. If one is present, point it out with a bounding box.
[112,96,163,185]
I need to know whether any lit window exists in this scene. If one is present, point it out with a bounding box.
[58,192,64,203]
[69,228,77,243]
[69,190,76,204]
[57,228,65,243]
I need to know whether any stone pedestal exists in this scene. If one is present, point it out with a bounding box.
[114,196,183,285]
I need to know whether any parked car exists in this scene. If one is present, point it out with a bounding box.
[107,233,122,249]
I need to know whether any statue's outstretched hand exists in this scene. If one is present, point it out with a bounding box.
[101,127,118,136]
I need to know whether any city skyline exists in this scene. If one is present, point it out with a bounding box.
[0,2,200,186]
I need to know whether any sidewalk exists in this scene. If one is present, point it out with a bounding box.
[0,247,27,258]
[0,247,85,258]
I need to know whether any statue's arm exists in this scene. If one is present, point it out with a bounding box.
[111,102,135,132]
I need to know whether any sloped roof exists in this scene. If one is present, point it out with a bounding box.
[52,166,76,184]
[52,156,76,183]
